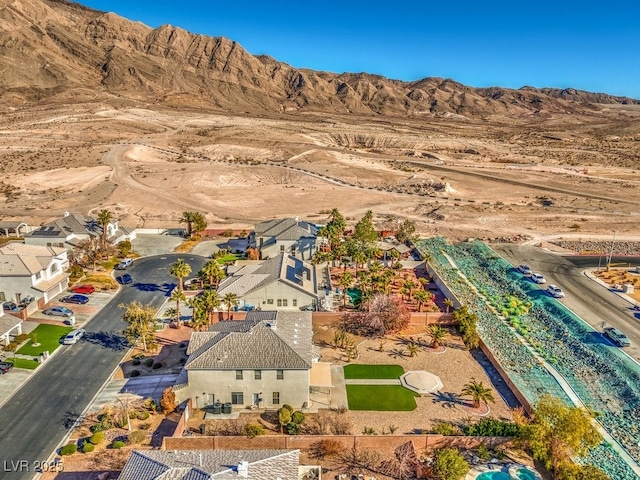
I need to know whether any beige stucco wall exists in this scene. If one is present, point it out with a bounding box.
[240,281,316,311]
[183,368,310,410]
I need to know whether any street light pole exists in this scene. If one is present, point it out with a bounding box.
[606,231,617,271]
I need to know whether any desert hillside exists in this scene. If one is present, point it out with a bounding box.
[0,0,637,115]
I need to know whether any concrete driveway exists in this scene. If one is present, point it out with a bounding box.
[0,368,31,409]
[132,233,184,256]
[89,374,180,413]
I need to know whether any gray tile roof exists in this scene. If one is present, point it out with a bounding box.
[254,218,317,241]
[185,311,313,370]
[118,449,300,480]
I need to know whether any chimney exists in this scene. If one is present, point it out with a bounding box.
[237,460,249,478]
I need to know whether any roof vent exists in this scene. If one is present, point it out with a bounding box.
[63,211,69,217]
[237,460,249,478]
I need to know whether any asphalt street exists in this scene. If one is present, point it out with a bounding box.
[493,245,640,363]
[0,254,205,480]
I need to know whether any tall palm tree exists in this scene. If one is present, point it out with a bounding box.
[169,258,192,292]
[200,259,225,288]
[222,292,239,320]
[414,290,430,312]
[201,289,221,325]
[428,325,448,349]
[337,271,354,308]
[170,288,186,325]
[179,211,197,237]
[462,379,496,409]
[97,209,113,247]
[188,296,207,331]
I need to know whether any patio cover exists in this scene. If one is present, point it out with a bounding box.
[309,362,333,388]
[400,370,443,394]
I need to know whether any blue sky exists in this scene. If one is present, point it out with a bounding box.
[79,1,640,98]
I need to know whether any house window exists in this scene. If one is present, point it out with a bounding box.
[292,299,297,307]
[0,292,5,302]
[254,370,262,380]
[291,246,296,255]
[235,370,243,380]
[280,245,285,252]
[277,299,282,307]
[267,299,274,305]
[277,370,284,380]
[272,392,280,405]
[50,263,58,273]
[231,392,244,405]
[35,272,42,281]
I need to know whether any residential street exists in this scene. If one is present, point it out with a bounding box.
[0,254,205,480]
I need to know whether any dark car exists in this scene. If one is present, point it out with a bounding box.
[60,295,89,305]
[69,284,95,294]
[2,302,19,311]
[117,273,132,285]
[0,361,14,374]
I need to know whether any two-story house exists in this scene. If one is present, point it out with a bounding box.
[216,253,318,311]
[24,211,135,249]
[250,218,317,260]
[0,243,69,308]
[174,311,313,411]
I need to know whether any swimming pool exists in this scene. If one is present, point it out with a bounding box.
[468,464,542,480]
[476,471,511,480]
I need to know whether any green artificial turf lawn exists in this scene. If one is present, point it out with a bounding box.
[346,385,418,411]
[216,253,245,264]
[16,324,73,356]
[8,358,40,370]
[343,364,405,379]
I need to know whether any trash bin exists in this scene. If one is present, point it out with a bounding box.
[68,316,76,326]
[222,402,232,414]
[213,402,222,414]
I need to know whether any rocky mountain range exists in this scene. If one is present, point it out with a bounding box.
[1,0,637,116]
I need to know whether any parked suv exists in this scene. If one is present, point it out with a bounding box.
[0,361,14,374]
[517,264,532,275]
[530,273,546,284]
[546,285,565,298]
[603,327,631,347]
[115,258,133,270]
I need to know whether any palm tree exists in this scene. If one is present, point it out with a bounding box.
[337,271,354,308]
[403,280,418,301]
[169,258,192,292]
[388,248,400,266]
[351,248,368,275]
[170,288,186,325]
[428,325,448,349]
[179,211,197,237]
[406,342,420,357]
[222,292,239,320]
[414,290,430,312]
[200,259,225,288]
[188,296,207,331]
[462,378,496,409]
[201,290,221,325]
[444,298,455,313]
[97,209,113,247]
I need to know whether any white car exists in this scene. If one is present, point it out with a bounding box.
[63,328,86,345]
[517,264,532,275]
[531,273,546,284]
[546,285,565,298]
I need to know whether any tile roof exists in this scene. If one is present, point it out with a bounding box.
[118,449,300,480]
[0,315,22,336]
[0,243,66,276]
[254,218,317,241]
[185,311,313,370]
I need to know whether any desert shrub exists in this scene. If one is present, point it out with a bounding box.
[152,362,163,370]
[476,444,492,461]
[144,358,154,367]
[111,440,125,449]
[4,342,18,352]
[128,430,147,444]
[132,358,141,366]
[432,448,469,480]
[291,411,305,425]
[82,442,95,453]
[143,397,157,412]
[15,333,29,343]
[133,354,144,359]
[128,410,138,419]
[90,423,108,434]
[430,422,462,436]
[330,404,348,414]
[130,370,140,377]
[362,426,377,435]
[60,443,77,456]
[286,422,301,435]
[138,423,151,430]
[68,264,84,278]
[309,439,343,459]
[137,410,150,420]
[463,418,521,437]
[281,404,294,415]
[244,422,265,438]
[329,418,353,435]
[89,432,105,445]
[160,387,177,414]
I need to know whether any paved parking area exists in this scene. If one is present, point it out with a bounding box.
[89,374,180,413]
[29,291,115,327]
[132,234,184,256]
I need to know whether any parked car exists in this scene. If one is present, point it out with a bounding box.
[115,258,133,270]
[517,264,532,275]
[117,273,133,285]
[63,329,86,345]
[546,285,565,298]
[0,361,14,374]
[531,273,546,284]
[60,294,89,305]
[603,327,631,347]
[20,295,35,306]
[2,301,19,311]
[69,284,95,294]
[43,306,73,317]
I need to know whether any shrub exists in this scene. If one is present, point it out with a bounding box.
[89,432,105,445]
[90,423,108,434]
[137,410,150,420]
[15,333,29,343]
[309,439,343,459]
[281,404,294,415]
[132,358,141,366]
[82,442,95,453]
[4,342,18,352]
[160,387,177,414]
[244,422,265,438]
[291,411,305,425]
[129,411,138,419]
[476,444,492,461]
[112,440,125,449]
[362,426,377,435]
[60,443,77,456]
[286,422,301,435]
[144,358,154,367]
[128,430,147,444]
[431,422,462,436]
[139,423,151,430]
[432,448,469,480]
[462,418,521,437]
[130,370,140,377]
[152,362,163,370]
[143,397,157,412]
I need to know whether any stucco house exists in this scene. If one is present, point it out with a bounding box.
[217,253,318,311]
[0,243,69,308]
[0,307,23,346]
[118,449,301,480]
[250,218,317,260]
[24,211,135,249]
[174,311,313,411]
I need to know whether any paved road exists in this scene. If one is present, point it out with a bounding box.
[493,245,640,363]
[0,254,205,480]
